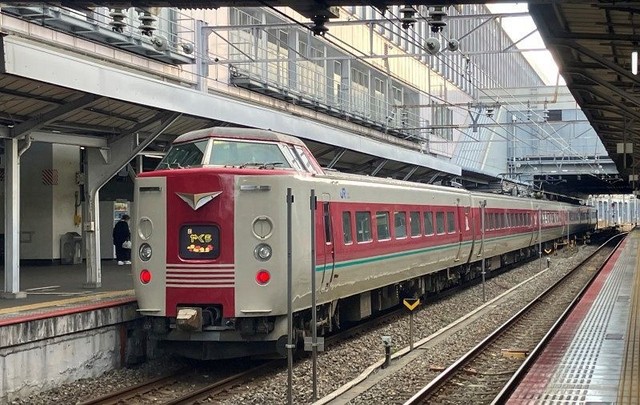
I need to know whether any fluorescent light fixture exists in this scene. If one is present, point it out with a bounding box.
[633,51,638,75]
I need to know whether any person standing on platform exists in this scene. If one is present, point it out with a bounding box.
[113,214,131,265]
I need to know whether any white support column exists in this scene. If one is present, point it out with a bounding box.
[3,138,26,299]
[82,183,102,288]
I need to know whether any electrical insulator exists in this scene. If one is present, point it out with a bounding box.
[109,9,127,33]
[311,15,329,36]
[399,6,417,29]
[138,10,157,37]
[428,6,447,33]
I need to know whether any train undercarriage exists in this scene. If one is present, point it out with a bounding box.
[147,231,608,360]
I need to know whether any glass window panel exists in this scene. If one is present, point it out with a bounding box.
[395,212,407,238]
[342,211,352,244]
[410,211,421,236]
[376,211,390,240]
[436,212,445,234]
[424,211,434,235]
[447,212,455,233]
[356,211,372,242]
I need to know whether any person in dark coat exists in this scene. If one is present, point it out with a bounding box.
[113,214,131,265]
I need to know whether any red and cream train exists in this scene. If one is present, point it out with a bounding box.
[132,127,597,359]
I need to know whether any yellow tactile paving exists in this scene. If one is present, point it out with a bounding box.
[0,289,135,317]
[617,234,640,404]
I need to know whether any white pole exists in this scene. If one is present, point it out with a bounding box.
[310,189,318,401]
[481,200,486,302]
[286,188,294,405]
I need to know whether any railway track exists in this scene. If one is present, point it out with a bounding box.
[404,233,624,405]
[79,236,618,405]
[77,360,279,405]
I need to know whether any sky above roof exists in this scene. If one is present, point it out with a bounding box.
[486,2,564,86]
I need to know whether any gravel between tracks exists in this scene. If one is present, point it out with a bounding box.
[10,245,596,405]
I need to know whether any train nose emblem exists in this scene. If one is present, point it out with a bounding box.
[176,191,222,211]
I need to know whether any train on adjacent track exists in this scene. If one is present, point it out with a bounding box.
[132,127,597,360]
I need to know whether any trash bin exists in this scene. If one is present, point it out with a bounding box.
[60,232,82,264]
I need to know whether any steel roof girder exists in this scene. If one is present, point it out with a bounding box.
[9,93,101,139]
[571,84,640,121]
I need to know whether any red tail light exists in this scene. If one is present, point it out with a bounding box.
[140,269,152,284]
[256,269,271,285]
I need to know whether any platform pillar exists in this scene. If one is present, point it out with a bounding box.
[3,138,26,299]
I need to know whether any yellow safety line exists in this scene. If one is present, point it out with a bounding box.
[0,289,135,316]
[617,233,640,404]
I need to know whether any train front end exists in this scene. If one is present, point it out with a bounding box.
[132,127,316,359]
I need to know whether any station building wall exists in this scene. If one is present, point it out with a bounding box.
[0,143,81,262]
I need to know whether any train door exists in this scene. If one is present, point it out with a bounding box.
[532,209,539,247]
[454,199,464,261]
[320,200,336,288]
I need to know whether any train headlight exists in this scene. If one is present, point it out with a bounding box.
[138,217,153,240]
[252,216,273,239]
[256,269,271,285]
[139,243,152,261]
[254,243,272,261]
[140,269,152,284]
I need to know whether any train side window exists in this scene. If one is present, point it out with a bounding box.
[424,211,434,235]
[446,212,455,233]
[410,211,421,237]
[342,211,353,244]
[395,212,407,238]
[356,211,372,242]
[323,202,332,243]
[436,212,445,234]
[376,211,391,240]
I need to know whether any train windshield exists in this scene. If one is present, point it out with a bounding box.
[208,140,292,169]
[157,140,208,169]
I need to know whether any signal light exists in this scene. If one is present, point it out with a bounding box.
[256,269,271,285]
[140,269,152,284]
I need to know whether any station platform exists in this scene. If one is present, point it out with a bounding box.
[0,260,135,325]
[507,230,640,404]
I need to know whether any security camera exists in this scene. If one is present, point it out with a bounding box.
[425,37,441,55]
[447,39,459,52]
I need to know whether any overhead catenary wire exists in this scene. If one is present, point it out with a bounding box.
[50,3,611,182]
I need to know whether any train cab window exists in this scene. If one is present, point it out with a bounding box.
[157,140,208,169]
[395,212,407,238]
[436,212,445,234]
[410,211,421,237]
[281,146,305,171]
[293,146,320,173]
[356,211,372,242]
[446,212,455,233]
[342,212,353,244]
[424,211,434,235]
[376,212,391,240]
[209,140,292,168]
